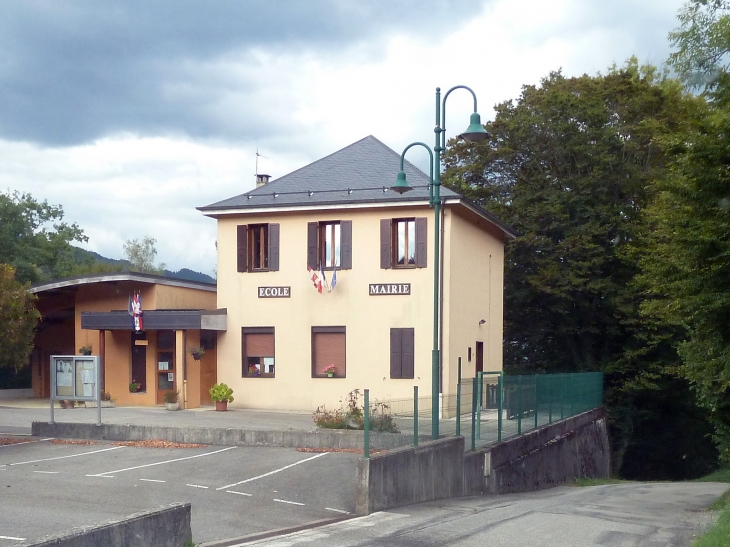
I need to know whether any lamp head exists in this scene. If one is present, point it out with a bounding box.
[391,170,412,194]
[459,112,489,143]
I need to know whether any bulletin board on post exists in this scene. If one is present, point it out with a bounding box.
[49,355,102,425]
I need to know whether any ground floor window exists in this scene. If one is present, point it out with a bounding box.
[242,327,275,378]
[390,328,414,379]
[312,326,346,378]
[131,332,147,392]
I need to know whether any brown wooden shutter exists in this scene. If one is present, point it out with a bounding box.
[237,225,248,272]
[307,222,318,269]
[415,217,427,268]
[312,329,346,377]
[390,328,402,378]
[402,328,415,379]
[340,220,352,269]
[244,333,275,356]
[380,219,392,269]
[268,223,280,271]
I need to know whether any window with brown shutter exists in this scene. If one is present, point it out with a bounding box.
[307,220,352,270]
[311,326,346,378]
[381,217,427,269]
[390,328,414,379]
[242,327,275,378]
[237,224,279,272]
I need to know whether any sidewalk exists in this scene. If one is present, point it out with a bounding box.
[0,398,316,435]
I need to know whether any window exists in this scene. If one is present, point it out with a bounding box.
[242,327,275,378]
[200,331,216,351]
[236,224,280,272]
[390,328,414,379]
[312,326,346,378]
[307,221,352,270]
[380,217,427,269]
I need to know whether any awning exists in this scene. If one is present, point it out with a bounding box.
[81,309,227,331]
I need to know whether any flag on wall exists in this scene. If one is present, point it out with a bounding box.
[308,266,319,290]
[330,265,337,292]
[128,292,144,331]
[318,263,326,294]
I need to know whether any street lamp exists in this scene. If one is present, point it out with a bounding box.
[392,86,488,440]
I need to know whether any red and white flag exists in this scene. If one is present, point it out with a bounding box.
[128,292,144,331]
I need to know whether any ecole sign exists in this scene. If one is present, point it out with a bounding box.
[258,286,291,298]
[369,283,411,296]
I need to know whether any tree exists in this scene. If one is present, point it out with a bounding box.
[442,61,716,477]
[639,78,730,462]
[669,0,730,90]
[123,236,165,274]
[0,265,40,371]
[0,191,88,284]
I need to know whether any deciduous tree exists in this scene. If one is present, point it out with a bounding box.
[0,265,39,371]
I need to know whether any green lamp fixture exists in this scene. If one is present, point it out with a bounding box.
[458,112,489,142]
[391,170,412,194]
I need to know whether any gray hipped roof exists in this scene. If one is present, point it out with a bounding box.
[198,135,516,238]
[199,135,456,212]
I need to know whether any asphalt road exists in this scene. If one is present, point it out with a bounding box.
[0,437,358,545]
[230,482,730,547]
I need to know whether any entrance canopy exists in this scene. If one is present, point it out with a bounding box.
[81,309,227,331]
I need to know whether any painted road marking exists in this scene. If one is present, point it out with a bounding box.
[0,438,52,449]
[3,446,124,467]
[325,507,350,514]
[273,498,305,506]
[87,446,236,477]
[86,474,115,478]
[226,490,252,496]
[139,478,165,483]
[0,535,26,541]
[186,484,209,489]
[33,471,59,474]
[217,452,328,490]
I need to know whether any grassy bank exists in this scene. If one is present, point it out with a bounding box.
[692,469,730,546]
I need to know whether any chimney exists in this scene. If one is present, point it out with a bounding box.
[256,174,271,188]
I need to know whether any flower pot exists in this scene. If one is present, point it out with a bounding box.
[327,372,334,378]
[165,402,180,411]
[61,400,74,409]
[192,353,201,361]
[215,400,228,411]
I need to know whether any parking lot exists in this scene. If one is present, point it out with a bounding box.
[0,436,359,545]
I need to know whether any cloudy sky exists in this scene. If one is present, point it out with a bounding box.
[1,0,686,276]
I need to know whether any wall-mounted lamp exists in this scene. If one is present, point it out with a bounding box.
[479,319,486,325]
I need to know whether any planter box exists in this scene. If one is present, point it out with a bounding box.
[165,402,180,411]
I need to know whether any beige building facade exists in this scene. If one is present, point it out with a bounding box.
[201,136,515,412]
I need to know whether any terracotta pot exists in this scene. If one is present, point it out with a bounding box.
[215,400,228,411]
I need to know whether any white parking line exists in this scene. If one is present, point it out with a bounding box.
[325,507,350,514]
[186,484,209,489]
[0,535,26,541]
[33,471,59,474]
[139,478,165,483]
[226,490,252,497]
[87,446,236,477]
[0,438,53,449]
[273,498,305,506]
[216,452,328,490]
[4,446,124,467]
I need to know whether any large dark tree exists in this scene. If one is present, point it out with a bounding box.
[0,265,39,371]
[443,61,717,477]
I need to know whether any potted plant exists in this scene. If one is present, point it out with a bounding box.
[163,390,180,411]
[187,346,205,361]
[85,391,115,408]
[209,383,234,411]
[324,364,336,378]
[79,345,92,356]
[129,380,141,393]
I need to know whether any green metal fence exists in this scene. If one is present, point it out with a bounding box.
[362,371,603,457]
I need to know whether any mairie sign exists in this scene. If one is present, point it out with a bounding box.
[258,286,291,298]
[369,283,411,296]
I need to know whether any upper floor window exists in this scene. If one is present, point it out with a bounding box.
[380,217,427,269]
[237,223,279,272]
[307,220,352,270]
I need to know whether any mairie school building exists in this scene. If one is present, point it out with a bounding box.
[198,135,516,412]
[29,273,225,408]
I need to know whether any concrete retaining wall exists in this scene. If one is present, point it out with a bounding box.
[356,408,610,514]
[18,503,191,547]
[0,388,34,399]
[31,421,408,450]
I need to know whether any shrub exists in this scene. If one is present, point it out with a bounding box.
[313,389,398,432]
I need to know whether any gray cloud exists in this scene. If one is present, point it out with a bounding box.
[0,0,488,146]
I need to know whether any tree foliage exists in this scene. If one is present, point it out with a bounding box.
[0,191,88,284]
[123,236,165,274]
[443,61,716,476]
[0,265,40,371]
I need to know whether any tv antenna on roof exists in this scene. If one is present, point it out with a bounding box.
[255,149,268,176]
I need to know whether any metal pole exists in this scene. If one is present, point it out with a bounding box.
[548,374,553,424]
[364,389,370,459]
[471,377,477,451]
[534,375,539,430]
[431,87,443,441]
[497,373,503,442]
[456,357,462,437]
[561,374,565,420]
[414,385,419,447]
[476,371,483,440]
[517,375,522,435]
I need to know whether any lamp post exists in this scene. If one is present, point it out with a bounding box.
[392,86,488,440]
